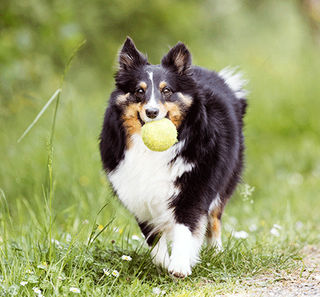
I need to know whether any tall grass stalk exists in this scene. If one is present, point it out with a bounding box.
[16,40,86,265]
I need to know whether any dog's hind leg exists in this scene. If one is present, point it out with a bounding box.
[206,195,224,251]
[206,209,223,251]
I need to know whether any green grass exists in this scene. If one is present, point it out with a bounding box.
[1,13,320,297]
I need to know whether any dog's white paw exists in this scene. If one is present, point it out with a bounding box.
[168,258,192,278]
[152,252,170,269]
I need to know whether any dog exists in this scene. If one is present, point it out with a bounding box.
[99,37,247,278]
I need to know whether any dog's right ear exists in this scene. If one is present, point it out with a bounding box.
[161,42,192,75]
[118,37,148,70]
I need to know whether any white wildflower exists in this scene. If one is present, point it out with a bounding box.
[131,235,140,241]
[37,262,47,270]
[270,227,280,237]
[20,281,28,286]
[233,231,249,239]
[103,268,110,276]
[240,184,255,200]
[273,224,282,230]
[69,287,80,293]
[33,287,41,294]
[249,224,257,232]
[51,239,62,248]
[121,255,132,261]
[26,269,34,274]
[112,270,119,277]
[153,287,161,295]
[152,287,165,295]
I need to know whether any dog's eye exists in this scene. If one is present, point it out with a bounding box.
[162,87,171,95]
[135,88,145,96]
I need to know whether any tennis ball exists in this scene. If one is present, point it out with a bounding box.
[141,118,178,152]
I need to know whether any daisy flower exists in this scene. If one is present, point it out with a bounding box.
[103,268,110,275]
[112,270,119,277]
[32,287,41,294]
[121,255,132,261]
[37,262,48,270]
[20,281,28,286]
[69,287,80,293]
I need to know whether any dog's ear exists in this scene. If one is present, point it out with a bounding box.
[118,37,148,70]
[161,42,192,75]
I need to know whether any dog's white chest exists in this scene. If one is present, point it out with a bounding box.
[108,134,193,227]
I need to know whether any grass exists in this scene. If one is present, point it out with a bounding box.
[1,32,320,297]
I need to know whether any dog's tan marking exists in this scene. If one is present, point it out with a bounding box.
[164,102,183,128]
[116,93,130,105]
[159,81,167,91]
[139,81,147,91]
[207,207,222,241]
[177,92,193,107]
[122,103,143,148]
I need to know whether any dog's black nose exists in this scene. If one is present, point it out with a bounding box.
[145,107,159,119]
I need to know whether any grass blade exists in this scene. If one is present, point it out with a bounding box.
[17,88,61,143]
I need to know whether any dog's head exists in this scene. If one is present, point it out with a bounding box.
[114,37,194,137]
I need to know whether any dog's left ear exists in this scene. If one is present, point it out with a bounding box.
[119,37,148,70]
[161,42,192,75]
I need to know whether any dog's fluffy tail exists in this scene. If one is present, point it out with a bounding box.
[219,67,248,100]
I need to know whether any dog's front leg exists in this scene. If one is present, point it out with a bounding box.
[168,218,206,278]
[150,233,170,269]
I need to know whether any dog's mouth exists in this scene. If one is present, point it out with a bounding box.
[137,112,169,126]
[137,112,145,126]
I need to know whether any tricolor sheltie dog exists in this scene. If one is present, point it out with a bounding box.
[100,37,247,277]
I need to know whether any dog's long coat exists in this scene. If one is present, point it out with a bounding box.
[100,37,247,277]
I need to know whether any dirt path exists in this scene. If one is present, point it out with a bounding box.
[222,245,320,297]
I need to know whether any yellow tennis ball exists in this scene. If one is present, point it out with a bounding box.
[141,118,178,152]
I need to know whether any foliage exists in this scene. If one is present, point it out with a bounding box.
[0,0,320,295]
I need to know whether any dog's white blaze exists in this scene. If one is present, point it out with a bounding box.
[108,134,194,233]
[168,223,205,276]
[146,71,158,108]
[219,67,248,99]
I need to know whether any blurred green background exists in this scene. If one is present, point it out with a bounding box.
[1,0,320,236]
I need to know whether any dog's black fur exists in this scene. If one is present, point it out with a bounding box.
[99,37,247,276]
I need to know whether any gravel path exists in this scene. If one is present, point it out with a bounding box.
[220,245,320,297]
